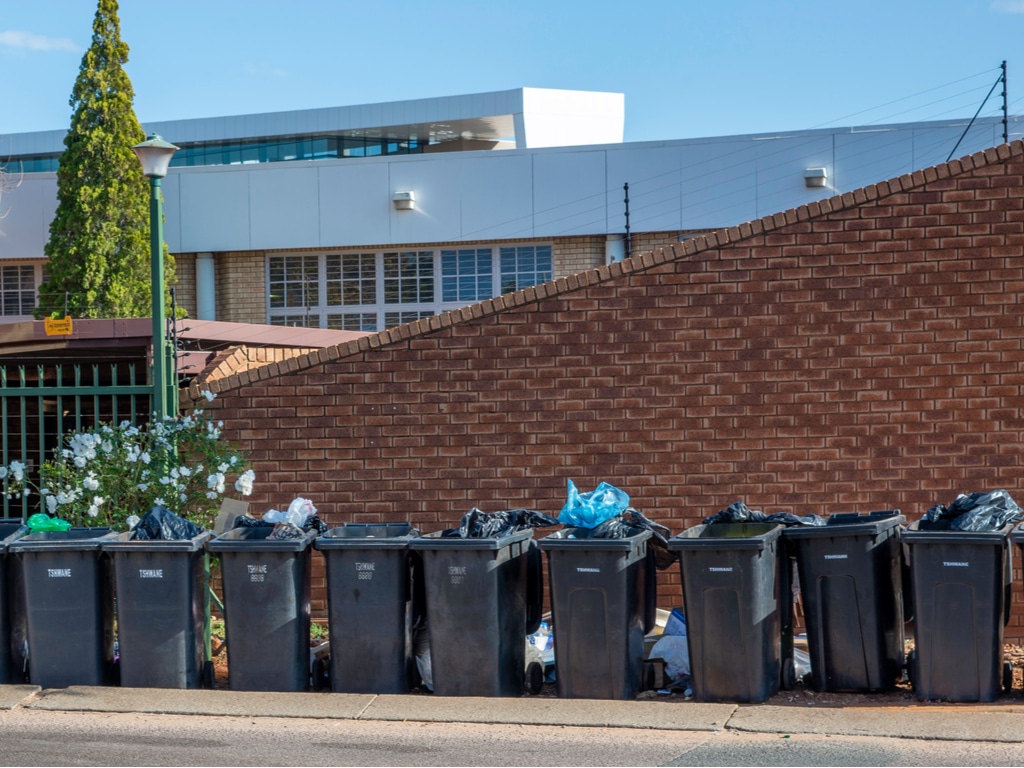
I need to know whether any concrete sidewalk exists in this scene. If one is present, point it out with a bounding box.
[3,684,1024,744]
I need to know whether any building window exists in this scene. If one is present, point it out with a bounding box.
[266,243,551,331]
[326,254,375,306]
[500,245,552,294]
[0,265,38,317]
[269,255,318,309]
[383,251,433,304]
[441,248,492,303]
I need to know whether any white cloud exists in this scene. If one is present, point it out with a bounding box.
[991,0,1024,11]
[0,30,79,53]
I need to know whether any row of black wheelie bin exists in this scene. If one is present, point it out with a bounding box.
[0,509,1020,703]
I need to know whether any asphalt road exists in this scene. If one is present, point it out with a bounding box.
[4,708,1024,767]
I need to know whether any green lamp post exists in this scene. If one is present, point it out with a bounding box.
[132,133,179,422]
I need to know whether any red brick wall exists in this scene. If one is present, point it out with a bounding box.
[196,143,1024,638]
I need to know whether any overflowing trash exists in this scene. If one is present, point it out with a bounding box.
[558,479,630,528]
[703,501,826,527]
[439,507,559,538]
[233,497,328,539]
[130,505,202,541]
[25,513,71,533]
[558,481,678,569]
[648,608,690,689]
[920,490,1023,532]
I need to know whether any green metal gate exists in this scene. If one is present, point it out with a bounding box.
[0,363,153,520]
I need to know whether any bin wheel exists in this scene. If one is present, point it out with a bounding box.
[311,657,330,692]
[524,662,544,695]
[201,660,215,689]
[781,657,796,691]
[1004,662,1014,694]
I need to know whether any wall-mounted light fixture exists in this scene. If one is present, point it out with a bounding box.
[804,168,828,188]
[393,191,415,210]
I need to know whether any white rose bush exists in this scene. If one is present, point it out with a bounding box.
[1,408,254,531]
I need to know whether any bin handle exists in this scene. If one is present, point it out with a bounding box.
[525,539,544,636]
[643,546,657,634]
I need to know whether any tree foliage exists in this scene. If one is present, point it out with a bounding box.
[36,0,174,319]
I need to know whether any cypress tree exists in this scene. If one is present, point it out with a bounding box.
[36,0,174,319]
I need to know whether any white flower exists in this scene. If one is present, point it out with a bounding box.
[154,497,166,507]
[206,491,218,500]
[202,390,216,402]
[234,469,255,496]
[74,456,87,468]
[0,467,7,480]
[10,461,24,482]
[207,472,226,494]
[126,514,140,529]
[45,495,58,513]
[83,473,100,491]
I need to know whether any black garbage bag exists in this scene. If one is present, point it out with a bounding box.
[440,507,560,538]
[921,490,1023,532]
[232,513,328,534]
[132,505,203,541]
[588,506,678,570]
[703,501,826,528]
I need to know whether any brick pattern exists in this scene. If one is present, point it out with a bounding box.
[196,143,1024,635]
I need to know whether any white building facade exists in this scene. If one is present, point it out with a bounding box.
[1,87,1018,329]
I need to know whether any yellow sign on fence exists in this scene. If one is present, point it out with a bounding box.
[43,316,73,336]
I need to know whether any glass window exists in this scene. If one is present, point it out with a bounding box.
[0,265,36,316]
[384,310,433,328]
[325,254,375,306]
[500,245,552,294]
[268,255,318,309]
[327,313,378,331]
[383,252,433,304]
[270,314,321,328]
[441,248,493,303]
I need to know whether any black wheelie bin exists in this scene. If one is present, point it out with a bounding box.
[784,511,906,692]
[539,526,656,699]
[409,528,542,697]
[668,522,789,703]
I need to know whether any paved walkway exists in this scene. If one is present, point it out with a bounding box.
[3,684,1024,743]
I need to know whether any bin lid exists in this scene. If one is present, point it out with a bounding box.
[667,522,783,552]
[538,525,652,551]
[0,521,27,553]
[10,527,119,552]
[208,525,318,553]
[783,511,905,540]
[408,527,534,551]
[903,519,1013,545]
[1011,521,1024,544]
[315,523,416,550]
[102,529,214,553]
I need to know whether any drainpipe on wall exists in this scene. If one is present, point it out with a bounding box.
[196,252,216,320]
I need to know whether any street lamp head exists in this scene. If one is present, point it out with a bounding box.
[132,134,179,178]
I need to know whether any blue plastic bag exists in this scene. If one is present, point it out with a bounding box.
[558,479,630,528]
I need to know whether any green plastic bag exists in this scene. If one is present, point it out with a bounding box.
[26,513,71,532]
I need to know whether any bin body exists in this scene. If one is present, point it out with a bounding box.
[11,528,118,688]
[668,523,784,703]
[316,523,417,694]
[0,521,26,684]
[905,520,1011,702]
[539,527,653,699]
[409,529,540,697]
[208,526,316,692]
[104,530,213,689]
[785,512,906,692]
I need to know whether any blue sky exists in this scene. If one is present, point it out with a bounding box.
[3,1,1024,142]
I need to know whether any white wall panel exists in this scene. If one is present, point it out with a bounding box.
[178,170,251,252]
[457,154,534,240]
[318,163,392,247]
[755,135,835,219]
[249,167,320,250]
[606,145,684,233]
[0,176,56,259]
[532,150,608,236]
[386,159,465,244]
